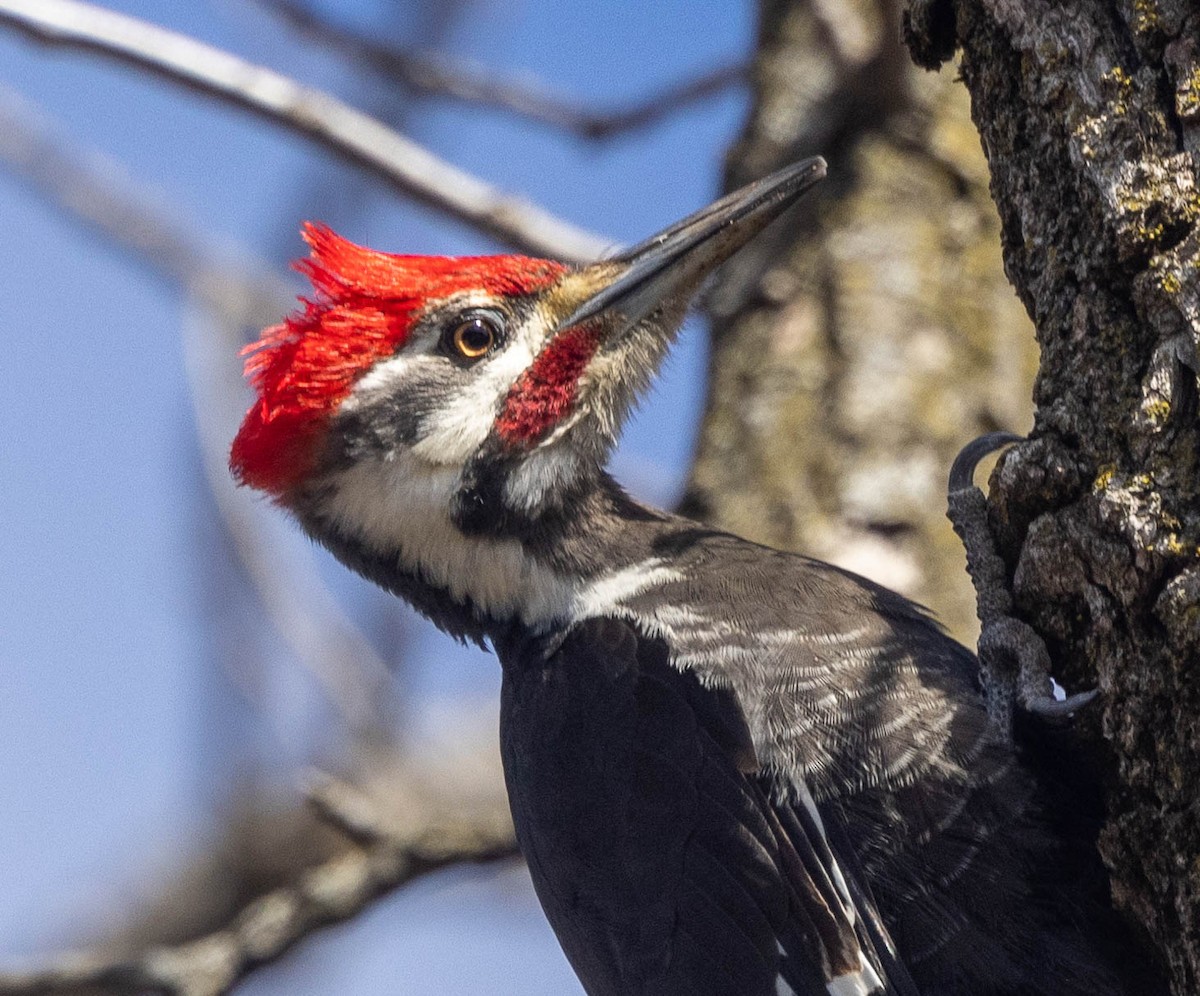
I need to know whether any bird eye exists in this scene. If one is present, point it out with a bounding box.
[447,315,500,360]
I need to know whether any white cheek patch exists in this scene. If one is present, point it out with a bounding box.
[411,336,536,465]
[321,452,577,624]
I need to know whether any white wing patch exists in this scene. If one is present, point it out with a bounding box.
[800,783,887,995]
[775,940,798,995]
[795,782,857,929]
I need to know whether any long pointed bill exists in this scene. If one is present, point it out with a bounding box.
[557,156,827,335]
[492,158,827,453]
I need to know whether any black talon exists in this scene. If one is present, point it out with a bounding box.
[948,431,1023,494]
[1024,688,1100,723]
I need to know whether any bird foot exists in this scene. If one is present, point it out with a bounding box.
[977,616,1098,727]
[947,433,1098,737]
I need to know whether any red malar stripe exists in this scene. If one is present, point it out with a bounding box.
[496,325,602,446]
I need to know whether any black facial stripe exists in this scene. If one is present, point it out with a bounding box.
[452,447,518,536]
[327,362,464,466]
[451,439,610,545]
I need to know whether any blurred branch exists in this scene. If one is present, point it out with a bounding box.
[0,0,612,261]
[261,0,748,139]
[183,306,404,747]
[0,775,517,996]
[0,84,399,742]
[0,85,280,308]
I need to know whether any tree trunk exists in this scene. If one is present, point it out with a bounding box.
[691,0,1200,991]
[905,1,1200,991]
[683,0,1038,645]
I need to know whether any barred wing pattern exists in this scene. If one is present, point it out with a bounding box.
[613,530,1144,996]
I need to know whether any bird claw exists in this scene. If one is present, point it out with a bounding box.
[947,431,1023,495]
[1022,688,1100,722]
[980,616,1098,721]
[948,433,1097,738]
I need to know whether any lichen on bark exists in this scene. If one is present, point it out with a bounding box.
[903,0,1200,990]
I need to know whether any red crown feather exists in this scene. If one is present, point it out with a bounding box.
[230,224,566,495]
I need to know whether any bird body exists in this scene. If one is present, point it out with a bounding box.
[231,160,1162,995]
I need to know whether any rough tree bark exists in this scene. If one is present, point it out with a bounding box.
[691,0,1199,992]
[905,1,1200,990]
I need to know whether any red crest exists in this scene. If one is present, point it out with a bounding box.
[230,224,566,495]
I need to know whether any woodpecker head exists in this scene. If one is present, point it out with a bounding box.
[231,158,825,544]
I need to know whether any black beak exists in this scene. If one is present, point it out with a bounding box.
[557,157,826,334]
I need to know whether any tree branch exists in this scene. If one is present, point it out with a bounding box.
[0,777,518,996]
[259,0,748,139]
[0,84,281,307]
[0,0,612,261]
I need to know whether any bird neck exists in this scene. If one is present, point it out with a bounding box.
[297,454,675,645]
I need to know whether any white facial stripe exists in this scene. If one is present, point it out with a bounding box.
[322,452,574,624]
[574,561,683,619]
[410,336,534,464]
[501,445,583,513]
[340,290,565,467]
[343,351,426,405]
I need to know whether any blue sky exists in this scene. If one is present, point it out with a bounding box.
[0,0,752,991]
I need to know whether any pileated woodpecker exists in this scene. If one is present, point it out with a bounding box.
[231,160,1162,995]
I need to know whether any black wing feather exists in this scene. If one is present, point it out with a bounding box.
[619,528,1166,995]
[495,616,898,996]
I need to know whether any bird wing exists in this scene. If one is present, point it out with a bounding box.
[496,615,914,996]
[614,528,1142,994]
[617,528,990,797]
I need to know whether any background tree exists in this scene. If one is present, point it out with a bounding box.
[0,0,1194,993]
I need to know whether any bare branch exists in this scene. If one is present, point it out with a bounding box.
[184,307,407,746]
[260,0,748,139]
[305,770,385,846]
[0,780,517,996]
[0,0,612,261]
